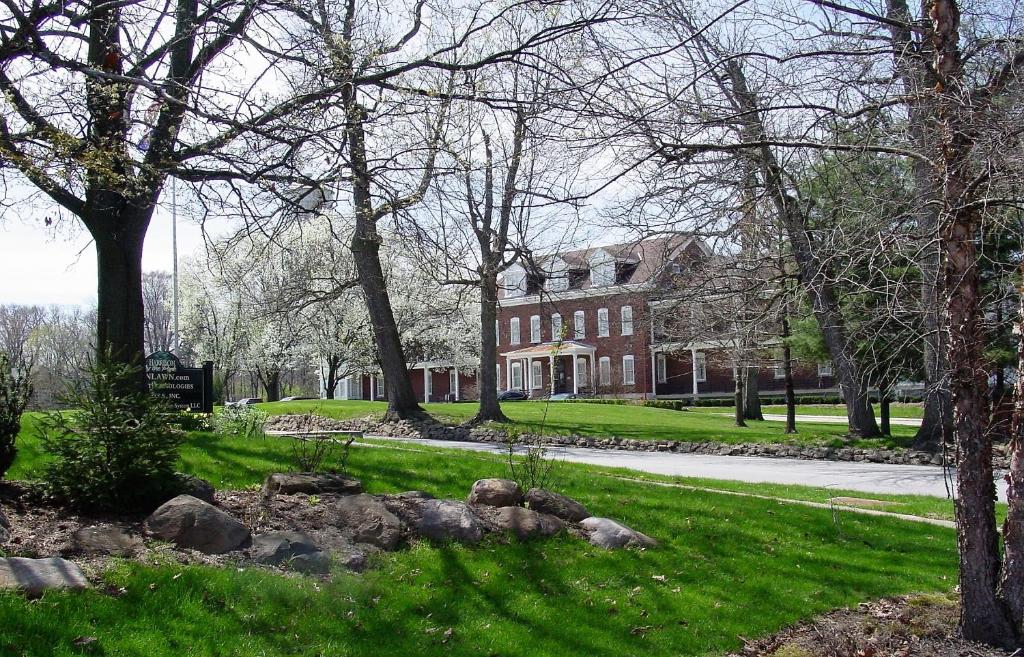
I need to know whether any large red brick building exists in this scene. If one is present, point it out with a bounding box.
[324,235,837,401]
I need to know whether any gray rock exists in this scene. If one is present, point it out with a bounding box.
[145,495,250,554]
[579,517,657,550]
[251,531,329,574]
[525,488,590,522]
[467,479,524,508]
[262,473,363,497]
[334,494,402,551]
[0,557,89,595]
[72,524,143,557]
[176,473,216,504]
[390,498,483,544]
[394,490,434,499]
[490,506,563,540]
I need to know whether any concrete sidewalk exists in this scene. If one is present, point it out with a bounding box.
[366,434,997,500]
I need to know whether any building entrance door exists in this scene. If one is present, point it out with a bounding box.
[554,358,567,393]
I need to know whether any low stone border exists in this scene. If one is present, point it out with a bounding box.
[264,414,981,469]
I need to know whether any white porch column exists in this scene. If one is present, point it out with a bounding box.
[690,348,700,402]
[369,375,375,400]
[423,368,430,403]
[650,349,658,399]
[549,355,556,395]
[527,357,534,393]
[453,369,460,401]
[589,353,596,394]
[572,353,579,394]
[505,356,512,390]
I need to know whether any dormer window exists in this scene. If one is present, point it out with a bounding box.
[591,260,614,287]
[503,267,526,298]
[567,269,588,289]
[615,261,639,284]
[526,273,545,296]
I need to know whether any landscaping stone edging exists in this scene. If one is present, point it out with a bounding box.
[264,414,977,469]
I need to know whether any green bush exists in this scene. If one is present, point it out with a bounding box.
[173,411,213,432]
[0,352,32,479]
[39,360,184,513]
[213,404,267,440]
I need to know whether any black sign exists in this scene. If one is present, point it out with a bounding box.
[145,351,214,413]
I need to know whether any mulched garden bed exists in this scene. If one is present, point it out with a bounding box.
[731,593,1014,657]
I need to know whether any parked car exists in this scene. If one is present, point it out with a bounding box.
[226,397,263,407]
[498,389,529,401]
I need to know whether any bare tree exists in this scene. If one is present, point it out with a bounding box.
[142,271,174,353]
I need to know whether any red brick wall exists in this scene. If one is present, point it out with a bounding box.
[498,291,652,396]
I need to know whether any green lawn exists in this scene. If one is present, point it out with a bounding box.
[259,400,917,448]
[689,403,924,419]
[1,431,957,657]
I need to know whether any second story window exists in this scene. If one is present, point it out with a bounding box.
[597,308,609,337]
[530,315,541,343]
[621,305,634,336]
[510,317,521,344]
[574,310,586,339]
[551,313,563,341]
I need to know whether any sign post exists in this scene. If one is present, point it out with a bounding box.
[145,351,214,413]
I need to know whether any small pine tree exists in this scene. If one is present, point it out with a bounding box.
[0,352,32,479]
[40,359,184,512]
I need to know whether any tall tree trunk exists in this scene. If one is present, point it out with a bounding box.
[782,315,797,434]
[261,369,281,402]
[91,216,149,386]
[347,105,424,421]
[475,271,509,423]
[324,358,340,400]
[999,268,1024,630]
[723,60,879,438]
[879,380,891,437]
[734,369,746,427]
[743,366,763,420]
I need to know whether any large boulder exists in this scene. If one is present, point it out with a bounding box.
[467,479,523,508]
[0,557,89,596]
[525,488,590,522]
[488,506,563,540]
[72,524,143,557]
[176,473,216,504]
[334,494,402,551]
[388,498,483,544]
[145,495,250,554]
[251,531,330,574]
[579,517,657,550]
[262,473,363,497]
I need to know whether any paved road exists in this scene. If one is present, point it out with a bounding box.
[708,412,923,427]
[367,434,1004,501]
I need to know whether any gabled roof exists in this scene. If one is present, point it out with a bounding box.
[536,234,701,289]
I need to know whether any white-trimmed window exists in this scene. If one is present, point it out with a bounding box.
[818,361,833,377]
[510,317,520,344]
[621,305,634,336]
[623,355,636,385]
[599,357,611,386]
[511,361,523,389]
[694,352,707,383]
[597,308,609,337]
[531,361,543,389]
[574,310,585,339]
[449,369,458,397]
[576,358,589,387]
[530,315,541,343]
[551,313,563,341]
[656,353,667,383]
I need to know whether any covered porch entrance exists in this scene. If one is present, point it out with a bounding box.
[500,340,597,396]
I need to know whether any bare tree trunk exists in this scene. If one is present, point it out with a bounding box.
[743,367,763,420]
[734,370,746,427]
[782,315,797,434]
[347,106,425,421]
[475,271,509,423]
[998,267,1024,630]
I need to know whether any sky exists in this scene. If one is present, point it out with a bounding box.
[0,199,210,307]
